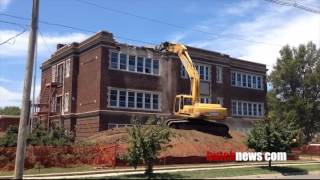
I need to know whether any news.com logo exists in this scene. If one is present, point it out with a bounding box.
[206,151,287,162]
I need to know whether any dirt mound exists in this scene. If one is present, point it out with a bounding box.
[85,128,249,157]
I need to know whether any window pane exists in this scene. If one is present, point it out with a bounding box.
[199,65,204,80]
[145,58,152,74]
[181,65,186,77]
[237,102,242,115]
[248,75,252,88]
[258,104,262,116]
[253,76,257,89]
[257,77,262,89]
[110,90,118,106]
[145,93,151,109]
[137,57,144,72]
[231,72,236,85]
[128,91,135,108]
[111,52,118,69]
[153,94,159,110]
[129,55,136,71]
[236,73,241,86]
[153,60,159,75]
[120,53,127,70]
[205,66,209,80]
[253,104,257,116]
[248,103,252,116]
[242,74,247,87]
[232,101,237,115]
[137,93,143,108]
[119,90,126,107]
[243,103,247,115]
[57,64,64,83]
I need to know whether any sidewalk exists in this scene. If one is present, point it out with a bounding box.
[1,161,319,179]
[222,171,320,179]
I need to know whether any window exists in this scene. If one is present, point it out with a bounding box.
[253,76,257,89]
[242,74,247,87]
[237,101,242,115]
[137,93,143,108]
[153,94,159,109]
[181,63,210,81]
[231,72,236,86]
[64,93,69,112]
[199,65,204,80]
[253,103,257,116]
[137,57,144,72]
[145,93,151,109]
[216,97,224,106]
[200,97,210,104]
[248,103,252,116]
[51,96,56,112]
[258,104,262,116]
[56,96,62,113]
[128,91,135,108]
[236,73,241,86]
[110,90,118,107]
[65,59,70,78]
[119,90,126,107]
[145,58,152,74]
[111,52,118,69]
[243,102,247,115]
[231,71,264,90]
[216,66,223,83]
[205,66,209,81]
[257,77,262,89]
[247,75,252,88]
[57,63,64,83]
[128,55,136,71]
[232,101,237,116]
[52,65,57,82]
[153,60,159,75]
[119,53,127,70]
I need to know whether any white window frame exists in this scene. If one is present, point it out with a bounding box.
[200,96,211,104]
[65,59,71,78]
[51,65,57,82]
[64,92,69,113]
[107,87,161,111]
[231,100,264,118]
[216,66,223,83]
[181,63,211,81]
[216,97,224,106]
[108,50,160,76]
[231,71,264,90]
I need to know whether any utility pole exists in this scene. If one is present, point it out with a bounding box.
[14,0,39,179]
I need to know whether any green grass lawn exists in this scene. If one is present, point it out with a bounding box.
[0,165,96,176]
[111,164,320,179]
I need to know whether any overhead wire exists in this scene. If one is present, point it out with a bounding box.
[73,0,284,46]
[264,0,320,14]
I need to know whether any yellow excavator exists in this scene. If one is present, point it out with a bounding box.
[156,42,230,136]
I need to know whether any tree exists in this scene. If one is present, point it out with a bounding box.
[126,116,172,177]
[269,42,320,143]
[0,106,21,115]
[247,117,298,167]
[0,122,73,147]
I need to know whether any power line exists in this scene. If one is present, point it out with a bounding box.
[38,29,53,55]
[264,0,320,14]
[0,19,28,29]
[0,28,28,46]
[0,13,157,45]
[73,0,283,47]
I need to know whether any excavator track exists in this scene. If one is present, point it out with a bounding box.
[166,118,230,137]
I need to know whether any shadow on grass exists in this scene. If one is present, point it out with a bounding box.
[110,173,185,179]
[260,166,309,176]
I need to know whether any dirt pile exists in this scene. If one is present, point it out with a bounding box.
[84,128,249,157]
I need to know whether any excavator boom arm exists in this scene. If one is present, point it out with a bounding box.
[156,42,200,104]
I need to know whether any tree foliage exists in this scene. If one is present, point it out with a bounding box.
[0,106,20,115]
[0,122,73,147]
[126,116,172,177]
[268,41,320,143]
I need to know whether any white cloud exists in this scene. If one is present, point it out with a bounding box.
[224,0,259,16]
[171,0,320,74]
[0,86,21,107]
[0,0,11,10]
[0,30,89,58]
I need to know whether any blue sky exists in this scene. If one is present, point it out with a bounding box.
[0,0,319,107]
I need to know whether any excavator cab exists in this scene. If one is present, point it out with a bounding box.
[174,95,193,113]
